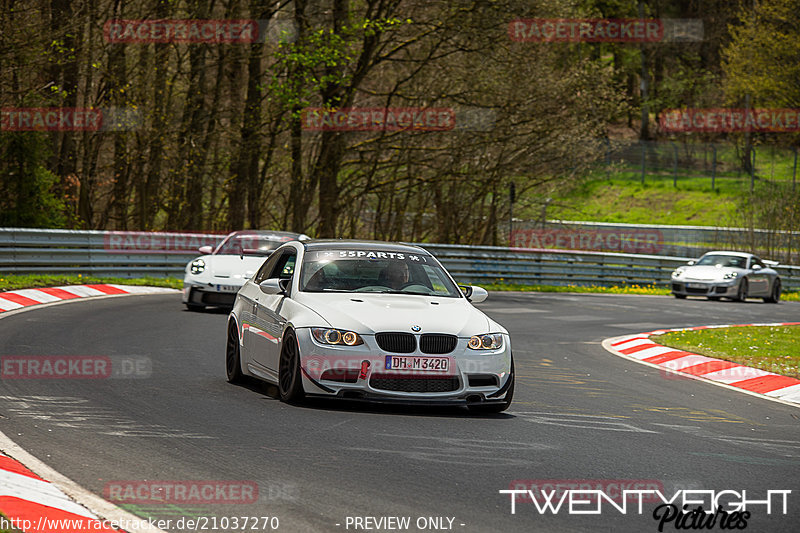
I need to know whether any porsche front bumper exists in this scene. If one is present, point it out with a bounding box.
[671,280,738,298]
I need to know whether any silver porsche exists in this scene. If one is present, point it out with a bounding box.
[225,240,514,412]
[670,251,781,303]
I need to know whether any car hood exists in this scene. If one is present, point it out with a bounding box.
[681,265,743,281]
[203,254,268,280]
[292,292,500,336]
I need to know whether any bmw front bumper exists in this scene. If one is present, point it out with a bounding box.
[294,328,513,404]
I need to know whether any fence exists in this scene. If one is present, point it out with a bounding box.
[510,220,800,265]
[422,243,800,292]
[600,139,799,190]
[2,228,799,292]
[0,228,223,278]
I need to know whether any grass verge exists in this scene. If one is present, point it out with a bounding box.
[480,282,670,295]
[651,325,800,379]
[481,281,799,300]
[0,274,182,292]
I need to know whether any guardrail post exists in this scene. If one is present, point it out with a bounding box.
[793,146,797,193]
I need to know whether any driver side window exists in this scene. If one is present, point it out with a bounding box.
[253,252,283,284]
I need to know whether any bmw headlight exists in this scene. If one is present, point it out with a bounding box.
[723,272,739,280]
[311,328,364,346]
[468,333,503,350]
[190,259,205,275]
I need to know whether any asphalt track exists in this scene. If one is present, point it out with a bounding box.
[0,292,798,532]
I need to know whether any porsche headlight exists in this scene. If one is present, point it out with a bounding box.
[190,259,205,275]
[312,328,364,346]
[723,272,739,280]
[671,267,685,279]
[468,333,503,350]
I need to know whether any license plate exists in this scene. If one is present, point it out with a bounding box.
[385,356,449,372]
[687,283,707,289]
[214,284,238,293]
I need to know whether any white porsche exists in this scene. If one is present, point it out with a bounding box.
[670,251,782,303]
[225,240,514,412]
[182,230,309,311]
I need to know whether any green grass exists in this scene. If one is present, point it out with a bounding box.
[545,175,744,226]
[0,274,182,292]
[652,325,800,379]
[480,281,670,295]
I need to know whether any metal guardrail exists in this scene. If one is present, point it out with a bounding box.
[2,228,799,292]
[421,243,800,292]
[0,228,223,278]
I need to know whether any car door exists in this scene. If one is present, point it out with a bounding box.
[748,257,770,295]
[252,250,297,373]
[241,252,283,369]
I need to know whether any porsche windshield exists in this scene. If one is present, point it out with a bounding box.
[300,249,461,297]
[215,234,289,256]
[695,255,747,268]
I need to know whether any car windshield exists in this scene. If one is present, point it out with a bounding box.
[695,254,746,268]
[300,249,461,297]
[215,234,291,256]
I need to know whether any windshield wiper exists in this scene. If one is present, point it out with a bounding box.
[375,290,433,296]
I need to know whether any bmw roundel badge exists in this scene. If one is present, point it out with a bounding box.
[411,325,421,332]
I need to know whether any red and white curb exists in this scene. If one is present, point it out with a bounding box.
[0,284,173,532]
[0,451,119,532]
[0,284,177,314]
[603,322,800,407]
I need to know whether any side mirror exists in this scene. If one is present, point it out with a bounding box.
[198,245,213,255]
[460,285,488,303]
[259,278,289,295]
[752,264,762,271]
[687,260,696,266]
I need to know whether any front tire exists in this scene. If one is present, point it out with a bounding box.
[673,294,686,299]
[278,330,305,403]
[764,279,781,303]
[469,360,514,414]
[735,278,748,302]
[185,303,205,312]
[226,321,245,383]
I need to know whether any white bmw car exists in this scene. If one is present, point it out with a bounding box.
[225,240,514,412]
[182,230,309,311]
[670,251,781,303]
